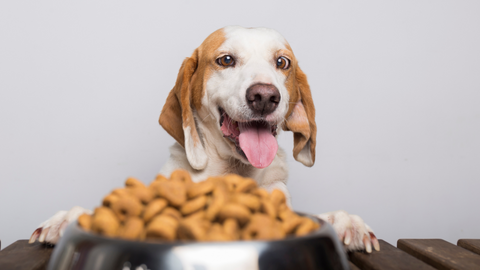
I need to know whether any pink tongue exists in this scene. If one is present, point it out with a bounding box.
[238,122,278,168]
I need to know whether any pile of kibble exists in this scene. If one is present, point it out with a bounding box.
[78,170,320,241]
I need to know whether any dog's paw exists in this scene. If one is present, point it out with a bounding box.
[29,206,92,245]
[318,210,380,253]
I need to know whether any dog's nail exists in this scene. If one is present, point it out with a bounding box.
[366,242,372,253]
[373,239,380,251]
[363,234,372,253]
[344,230,352,245]
[29,228,41,244]
[369,232,380,251]
[38,227,50,243]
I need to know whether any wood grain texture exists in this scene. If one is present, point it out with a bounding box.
[348,240,435,270]
[398,239,480,270]
[0,240,54,270]
[458,239,480,256]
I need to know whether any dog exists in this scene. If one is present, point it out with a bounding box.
[30,26,379,253]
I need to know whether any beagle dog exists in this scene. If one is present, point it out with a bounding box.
[30,26,379,253]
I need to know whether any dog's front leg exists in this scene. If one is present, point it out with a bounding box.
[318,210,380,253]
[29,206,91,245]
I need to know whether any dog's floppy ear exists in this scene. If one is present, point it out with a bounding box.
[159,51,208,170]
[283,66,316,167]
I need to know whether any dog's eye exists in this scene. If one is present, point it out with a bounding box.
[276,56,290,70]
[216,55,235,67]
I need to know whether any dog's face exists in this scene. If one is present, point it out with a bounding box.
[160,26,316,171]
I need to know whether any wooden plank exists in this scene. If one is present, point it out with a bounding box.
[348,239,435,270]
[348,261,361,270]
[0,240,54,270]
[398,239,480,270]
[458,239,480,256]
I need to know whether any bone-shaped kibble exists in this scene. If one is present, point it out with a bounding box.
[78,169,320,242]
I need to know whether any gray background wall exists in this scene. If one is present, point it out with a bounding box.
[1,1,479,249]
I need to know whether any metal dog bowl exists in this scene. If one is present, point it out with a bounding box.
[48,213,349,270]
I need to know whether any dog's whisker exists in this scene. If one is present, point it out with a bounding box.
[202,113,214,121]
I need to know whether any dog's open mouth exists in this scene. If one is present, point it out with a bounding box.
[219,108,278,169]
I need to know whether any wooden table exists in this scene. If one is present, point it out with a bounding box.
[1,239,480,269]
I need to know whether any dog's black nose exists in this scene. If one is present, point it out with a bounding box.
[246,84,280,116]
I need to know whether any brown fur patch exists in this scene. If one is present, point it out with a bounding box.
[159,28,226,147]
[190,29,226,111]
[282,42,317,166]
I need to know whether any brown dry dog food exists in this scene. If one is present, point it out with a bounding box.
[78,170,320,241]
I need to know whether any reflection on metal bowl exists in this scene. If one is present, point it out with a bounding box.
[48,213,349,270]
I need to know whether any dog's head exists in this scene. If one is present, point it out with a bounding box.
[159,26,316,170]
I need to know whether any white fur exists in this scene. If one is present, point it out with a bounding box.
[204,26,290,123]
[32,26,378,253]
[183,125,208,170]
[29,206,91,244]
[318,211,379,253]
[297,140,313,166]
